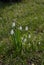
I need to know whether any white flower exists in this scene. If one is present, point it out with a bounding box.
[19,26,22,30]
[10,29,14,35]
[23,38,27,42]
[22,38,27,45]
[39,42,41,45]
[28,34,31,38]
[21,37,24,40]
[12,22,15,27]
[32,63,34,65]
[25,26,28,31]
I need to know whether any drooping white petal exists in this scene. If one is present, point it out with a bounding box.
[23,38,27,42]
[19,26,22,30]
[25,26,28,31]
[10,29,14,35]
[12,22,15,27]
[21,37,24,40]
[38,42,41,45]
[32,63,35,65]
[28,34,31,38]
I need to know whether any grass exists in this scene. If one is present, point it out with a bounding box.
[0,0,44,65]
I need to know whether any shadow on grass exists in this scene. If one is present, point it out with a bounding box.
[0,0,22,9]
[0,2,11,9]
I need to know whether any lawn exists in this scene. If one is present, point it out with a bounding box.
[0,0,44,65]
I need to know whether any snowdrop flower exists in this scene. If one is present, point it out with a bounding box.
[32,63,34,65]
[10,29,14,35]
[28,34,31,38]
[12,22,15,27]
[21,37,24,40]
[19,26,22,31]
[38,42,41,45]
[23,38,27,42]
[25,26,28,31]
